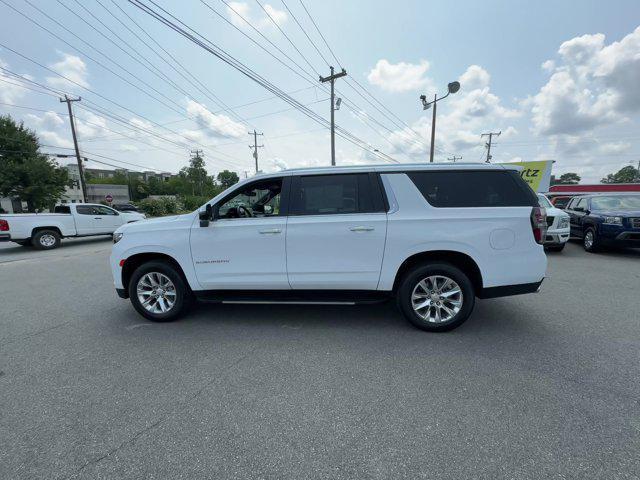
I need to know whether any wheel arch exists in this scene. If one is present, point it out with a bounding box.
[121,252,191,296]
[392,250,483,294]
[31,226,63,238]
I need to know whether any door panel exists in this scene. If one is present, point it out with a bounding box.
[191,176,288,290]
[73,205,97,235]
[191,217,288,289]
[286,213,387,289]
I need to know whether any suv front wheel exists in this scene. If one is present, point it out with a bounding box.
[397,263,475,332]
[128,261,191,322]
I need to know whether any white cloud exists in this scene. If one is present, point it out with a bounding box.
[541,60,556,72]
[0,57,31,103]
[45,53,89,91]
[39,130,73,149]
[25,111,65,130]
[225,2,287,30]
[185,100,245,138]
[367,59,432,93]
[530,26,640,136]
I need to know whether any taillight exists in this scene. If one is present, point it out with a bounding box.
[530,207,547,245]
[0,219,8,232]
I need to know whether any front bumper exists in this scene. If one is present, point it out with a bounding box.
[598,225,640,247]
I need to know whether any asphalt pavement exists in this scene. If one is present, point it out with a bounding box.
[1,238,639,479]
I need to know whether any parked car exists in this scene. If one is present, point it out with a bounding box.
[549,195,575,209]
[112,203,140,213]
[0,203,146,250]
[564,194,640,252]
[110,164,547,332]
[537,194,570,251]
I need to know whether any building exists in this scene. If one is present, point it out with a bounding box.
[86,184,130,204]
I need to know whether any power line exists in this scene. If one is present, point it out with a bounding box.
[130,0,398,164]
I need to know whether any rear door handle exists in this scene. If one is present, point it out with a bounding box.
[94,217,102,220]
[259,228,281,234]
[349,226,374,232]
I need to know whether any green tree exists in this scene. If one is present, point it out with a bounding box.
[601,165,639,184]
[217,169,240,190]
[0,115,70,212]
[553,172,581,185]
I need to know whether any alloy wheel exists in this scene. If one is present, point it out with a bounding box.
[40,234,56,247]
[137,272,177,314]
[411,275,463,323]
[584,231,594,249]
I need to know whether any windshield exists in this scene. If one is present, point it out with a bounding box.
[537,194,553,208]
[590,195,640,211]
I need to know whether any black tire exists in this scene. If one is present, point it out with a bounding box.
[128,261,191,322]
[545,243,566,252]
[397,262,475,332]
[583,227,600,253]
[32,230,61,250]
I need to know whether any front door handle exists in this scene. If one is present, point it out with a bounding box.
[349,226,374,232]
[259,228,281,234]
[94,217,102,220]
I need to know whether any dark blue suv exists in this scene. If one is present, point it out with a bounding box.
[565,194,640,252]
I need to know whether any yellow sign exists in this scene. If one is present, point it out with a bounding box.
[501,160,554,192]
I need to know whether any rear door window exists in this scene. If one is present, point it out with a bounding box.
[290,174,383,215]
[407,170,536,208]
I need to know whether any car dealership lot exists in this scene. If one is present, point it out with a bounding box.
[1,240,639,479]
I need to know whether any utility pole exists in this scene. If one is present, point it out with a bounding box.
[447,155,462,163]
[320,66,347,166]
[190,150,204,195]
[59,95,87,202]
[481,131,501,163]
[248,130,264,173]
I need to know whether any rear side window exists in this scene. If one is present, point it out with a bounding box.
[54,205,71,214]
[407,170,536,208]
[291,173,382,215]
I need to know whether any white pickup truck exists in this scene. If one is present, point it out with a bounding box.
[0,203,146,249]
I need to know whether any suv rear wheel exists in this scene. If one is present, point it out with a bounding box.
[128,261,191,322]
[397,263,475,332]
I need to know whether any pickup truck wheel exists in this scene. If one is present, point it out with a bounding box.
[583,227,600,253]
[128,261,190,322]
[397,263,475,332]
[32,230,61,250]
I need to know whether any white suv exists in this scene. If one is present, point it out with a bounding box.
[110,163,547,331]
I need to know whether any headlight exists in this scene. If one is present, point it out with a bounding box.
[603,216,622,225]
[559,217,569,228]
[113,232,124,244]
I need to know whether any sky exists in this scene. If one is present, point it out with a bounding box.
[1,0,639,182]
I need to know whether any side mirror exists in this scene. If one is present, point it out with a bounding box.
[199,204,212,227]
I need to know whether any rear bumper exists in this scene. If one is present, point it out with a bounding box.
[0,234,11,242]
[477,279,543,299]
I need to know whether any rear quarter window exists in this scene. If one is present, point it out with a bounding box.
[407,170,537,208]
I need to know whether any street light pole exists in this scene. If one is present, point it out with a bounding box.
[420,81,461,163]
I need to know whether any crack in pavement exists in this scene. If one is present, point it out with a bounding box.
[58,353,250,480]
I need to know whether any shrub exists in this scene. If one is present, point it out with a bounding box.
[181,195,209,211]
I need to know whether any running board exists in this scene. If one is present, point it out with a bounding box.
[194,289,391,305]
